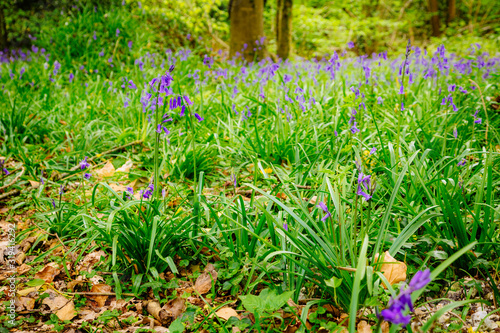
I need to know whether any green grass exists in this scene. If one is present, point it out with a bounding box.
[1,2,499,332]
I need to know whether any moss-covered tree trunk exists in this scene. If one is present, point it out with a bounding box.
[276,0,292,60]
[229,0,267,62]
[0,5,7,50]
[429,0,441,37]
[447,0,456,25]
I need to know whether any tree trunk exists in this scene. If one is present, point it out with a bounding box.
[429,0,440,37]
[447,0,456,25]
[0,5,7,51]
[276,0,292,60]
[229,0,267,62]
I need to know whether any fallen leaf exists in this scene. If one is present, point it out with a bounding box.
[34,263,61,283]
[309,196,318,205]
[16,297,35,311]
[381,321,390,333]
[59,119,67,125]
[67,279,86,292]
[29,180,40,188]
[76,250,106,273]
[89,284,112,307]
[277,192,287,200]
[108,183,127,192]
[56,300,76,321]
[116,159,133,173]
[357,320,372,333]
[0,207,9,214]
[17,286,41,296]
[374,251,407,288]
[194,264,218,294]
[17,264,31,275]
[215,307,240,320]
[42,289,73,320]
[96,161,115,178]
[163,297,186,319]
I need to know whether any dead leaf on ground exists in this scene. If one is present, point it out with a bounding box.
[17,263,31,275]
[374,251,407,288]
[67,279,86,292]
[76,250,106,273]
[194,264,218,294]
[96,161,115,178]
[215,307,240,320]
[357,320,373,333]
[163,297,186,319]
[42,289,75,321]
[277,192,287,200]
[0,207,9,214]
[89,284,112,307]
[16,296,35,311]
[116,159,133,173]
[17,286,41,297]
[29,180,40,188]
[34,263,61,283]
[381,322,390,333]
[56,300,76,321]
[108,183,127,192]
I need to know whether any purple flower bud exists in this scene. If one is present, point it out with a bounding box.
[194,113,204,122]
[128,41,133,49]
[116,28,120,37]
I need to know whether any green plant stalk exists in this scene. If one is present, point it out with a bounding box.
[153,79,162,200]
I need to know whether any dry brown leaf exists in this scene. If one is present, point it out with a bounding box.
[34,263,61,283]
[309,196,318,205]
[56,300,76,321]
[96,161,115,178]
[76,250,106,273]
[108,183,127,192]
[59,119,67,126]
[89,284,112,307]
[42,289,72,316]
[357,320,373,333]
[0,207,9,214]
[374,251,407,288]
[194,264,218,294]
[381,321,390,333]
[28,180,40,188]
[215,307,240,320]
[17,286,41,296]
[17,263,31,275]
[116,159,133,173]
[277,192,287,200]
[163,297,186,319]
[67,280,86,292]
[16,297,35,311]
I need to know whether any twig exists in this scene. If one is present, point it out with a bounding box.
[65,291,136,297]
[0,166,25,191]
[0,188,20,200]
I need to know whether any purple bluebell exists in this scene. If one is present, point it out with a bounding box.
[347,41,355,49]
[317,202,331,222]
[116,28,120,37]
[69,73,74,83]
[52,199,56,209]
[283,222,288,231]
[356,172,372,201]
[126,186,134,200]
[80,156,90,170]
[93,31,97,40]
[380,269,431,327]
[84,173,91,180]
[194,113,204,122]
[370,147,377,155]
[128,41,133,49]
[457,159,467,167]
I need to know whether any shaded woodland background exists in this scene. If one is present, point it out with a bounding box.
[0,0,499,59]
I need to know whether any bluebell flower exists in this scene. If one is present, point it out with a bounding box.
[317,202,331,222]
[347,41,355,49]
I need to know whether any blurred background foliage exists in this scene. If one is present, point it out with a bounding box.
[1,0,499,58]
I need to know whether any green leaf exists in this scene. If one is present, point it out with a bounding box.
[239,294,263,314]
[325,276,343,289]
[168,317,185,333]
[26,278,45,287]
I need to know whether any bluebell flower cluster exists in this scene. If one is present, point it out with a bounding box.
[380,269,431,327]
